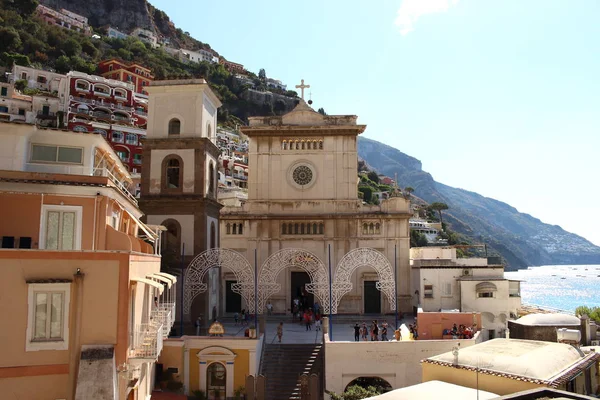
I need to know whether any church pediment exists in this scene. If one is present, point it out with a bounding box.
[281,101,326,126]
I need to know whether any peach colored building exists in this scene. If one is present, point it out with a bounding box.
[0,122,176,400]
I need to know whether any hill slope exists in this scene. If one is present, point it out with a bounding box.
[358,136,600,269]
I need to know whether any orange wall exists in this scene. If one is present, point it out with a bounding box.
[0,193,42,247]
[418,312,482,340]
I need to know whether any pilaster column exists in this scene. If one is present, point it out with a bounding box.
[183,346,190,395]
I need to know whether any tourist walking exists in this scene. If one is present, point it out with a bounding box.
[195,316,201,336]
[234,312,239,325]
[361,323,368,341]
[353,323,360,342]
[267,301,273,315]
[381,322,388,341]
[304,311,312,331]
[372,320,379,341]
[277,322,283,343]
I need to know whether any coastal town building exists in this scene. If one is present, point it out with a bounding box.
[266,77,287,91]
[131,28,159,48]
[167,48,219,65]
[218,99,412,316]
[219,58,245,74]
[0,122,174,400]
[422,338,600,396]
[62,71,148,174]
[98,59,154,95]
[139,79,222,324]
[0,83,35,123]
[36,4,92,36]
[507,313,585,343]
[409,219,441,243]
[411,246,521,339]
[9,65,66,93]
[107,27,129,40]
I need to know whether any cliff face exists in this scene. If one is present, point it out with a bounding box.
[40,0,206,50]
[358,136,600,269]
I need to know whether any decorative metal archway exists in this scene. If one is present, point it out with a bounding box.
[183,248,255,320]
[331,248,396,314]
[257,248,330,314]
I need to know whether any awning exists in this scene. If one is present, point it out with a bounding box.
[124,209,158,242]
[476,282,498,292]
[131,277,164,294]
[147,273,172,288]
[154,272,177,284]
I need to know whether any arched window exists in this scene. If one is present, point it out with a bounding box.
[168,118,181,135]
[209,163,215,196]
[282,141,287,150]
[207,362,226,398]
[295,141,300,150]
[313,141,317,149]
[294,223,299,234]
[282,224,287,235]
[207,123,212,139]
[210,222,216,248]
[238,223,243,235]
[319,223,324,234]
[163,157,182,190]
[319,140,323,149]
[301,141,305,150]
[301,224,305,234]
[160,219,181,260]
[288,223,293,234]
[232,224,237,235]
[363,223,368,235]
[313,223,318,234]
[375,223,381,234]
[369,223,374,234]
[226,223,231,234]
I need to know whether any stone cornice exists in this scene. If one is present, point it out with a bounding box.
[241,125,367,137]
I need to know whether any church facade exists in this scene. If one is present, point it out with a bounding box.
[219,100,412,315]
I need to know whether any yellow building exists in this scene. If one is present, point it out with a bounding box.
[158,334,261,398]
[0,122,176,400]
[422,338,600,396]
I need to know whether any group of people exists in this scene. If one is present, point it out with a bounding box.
[233,309,252,326]
[353,320,390,341]
[443,323,475,339]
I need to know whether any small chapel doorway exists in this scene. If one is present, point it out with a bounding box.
[363,281,381,314]
[225,281,241,313]
[291,271,314,311]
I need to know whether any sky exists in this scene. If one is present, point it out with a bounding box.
[150,0,600,246]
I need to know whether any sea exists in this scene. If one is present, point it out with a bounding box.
[504,264,600,313]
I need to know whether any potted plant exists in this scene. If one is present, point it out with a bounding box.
[191,389,207,400]
[248,324,256,338]
[234,385,246,399]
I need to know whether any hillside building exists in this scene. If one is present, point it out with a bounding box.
[107,27,129,40]
[0,122,173,400]
[62,71,148,174]
[98,59,154,95]
[411,246,521,339]
[131,28,158,48]
[36,4,92,36]
[219,58,245,74]
[9,65,66,93]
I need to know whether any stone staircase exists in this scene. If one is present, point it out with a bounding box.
[261,343,324,400]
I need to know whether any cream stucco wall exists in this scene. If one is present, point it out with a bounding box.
[324,333,482,395]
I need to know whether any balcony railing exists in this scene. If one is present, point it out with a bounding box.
[72,97,94,105]
[93,167,138,205]
[233,173,247,181]
[37,111,56,118]
[133,158,142,165]
[92,111,111,120]
[129,322,163,360]
[151,304,175,339]
[135,110,147,117]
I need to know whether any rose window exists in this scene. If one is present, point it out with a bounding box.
[292,165,313,186]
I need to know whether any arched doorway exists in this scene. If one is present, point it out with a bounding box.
[344,376,392,394]
[332,248,396,314]
[183,248,254,321]
[160,219,181,271]
[207,362,226,399]
[257,248,330,314]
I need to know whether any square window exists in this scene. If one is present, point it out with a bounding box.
[40,205,82,250]
[1,87,7,96]
[26,282,71,351]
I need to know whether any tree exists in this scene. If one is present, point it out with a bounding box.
[14,79,27,92]
[258,68,266,80]
[62,38,82,57]
[429,202,449,225]
[7,0,39,15]
[367,171,380,184]
[358,186,372,203]
[318,107,327,115]
[0,27,22,53]
[404,187,414,196]
[329,385,383,400]
[54,55,71,73]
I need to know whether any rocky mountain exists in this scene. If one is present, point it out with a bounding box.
[358,136,600,270]
[40,0,209,50]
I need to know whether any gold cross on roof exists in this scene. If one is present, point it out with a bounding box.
[295,79,310,100]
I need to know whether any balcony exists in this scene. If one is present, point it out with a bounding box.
[114,93,128,101]
[37,111,57,119]
[92,111,111,120]
[151,304,175,339]
[129,322,163,362]
[94,89,110,97]
[135,110,147,117]
[72,97,94,105]
[233,173,247,181]
[133,158,142,165]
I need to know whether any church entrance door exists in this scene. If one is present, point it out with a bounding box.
[291,271,314,311]
[225,281,242,313]
[363,281,381,314]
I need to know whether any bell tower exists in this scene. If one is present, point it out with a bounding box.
[140,79,223,326]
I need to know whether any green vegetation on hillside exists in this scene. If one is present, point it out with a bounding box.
[575,306,600,324]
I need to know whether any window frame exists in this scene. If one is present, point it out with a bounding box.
[39,205,83,251]
[26,282,71,351]
[30,144,84,165]
[161,155,184,193]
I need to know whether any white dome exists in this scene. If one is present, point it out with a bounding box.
[514,313,580,326]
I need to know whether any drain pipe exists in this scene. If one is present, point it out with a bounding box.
[68,268,85,400]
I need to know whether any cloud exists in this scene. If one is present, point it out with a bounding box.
[394,0,459,35]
